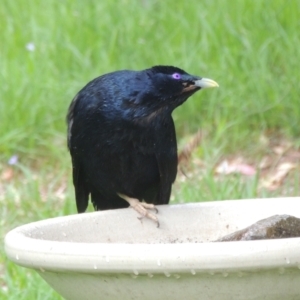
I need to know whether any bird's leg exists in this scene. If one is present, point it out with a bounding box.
[117,193,159,227]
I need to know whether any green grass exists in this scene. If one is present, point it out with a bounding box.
[1,0,300,299]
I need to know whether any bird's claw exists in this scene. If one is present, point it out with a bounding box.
[133,202,160,228]
[118,193,160,227]
[137,216,160,228]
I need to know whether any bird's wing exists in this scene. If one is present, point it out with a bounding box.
[71,157,90,213]
[66,93,79,150]
[155,155,174,204]
[155,119,178,204]
[67,93,90,212]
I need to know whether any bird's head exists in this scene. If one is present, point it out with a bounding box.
[150,65,218,96]
[128,65,218,121]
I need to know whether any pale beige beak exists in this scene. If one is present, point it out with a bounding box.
[194,78,219,89]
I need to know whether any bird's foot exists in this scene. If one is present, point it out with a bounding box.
[118,193,159,227]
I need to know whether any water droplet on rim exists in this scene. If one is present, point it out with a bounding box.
[286,257,290,264]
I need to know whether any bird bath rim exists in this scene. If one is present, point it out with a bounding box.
[5,198,300,275]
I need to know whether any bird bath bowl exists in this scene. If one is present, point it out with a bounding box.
[5,197,300,300]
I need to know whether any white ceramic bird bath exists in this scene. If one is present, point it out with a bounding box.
[5,198,300,300]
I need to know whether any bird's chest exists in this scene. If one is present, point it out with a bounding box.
[114,119,177,156]
[113,120,177,187]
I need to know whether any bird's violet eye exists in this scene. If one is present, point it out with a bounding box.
[172,73,181,80]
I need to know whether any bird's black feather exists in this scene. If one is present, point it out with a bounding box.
[67,66,214,212]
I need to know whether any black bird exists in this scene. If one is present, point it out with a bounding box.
[67,66,218,226]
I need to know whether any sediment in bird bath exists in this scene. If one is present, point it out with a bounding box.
[216,215,300,242]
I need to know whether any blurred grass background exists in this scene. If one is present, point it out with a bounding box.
[1,0,300,298]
